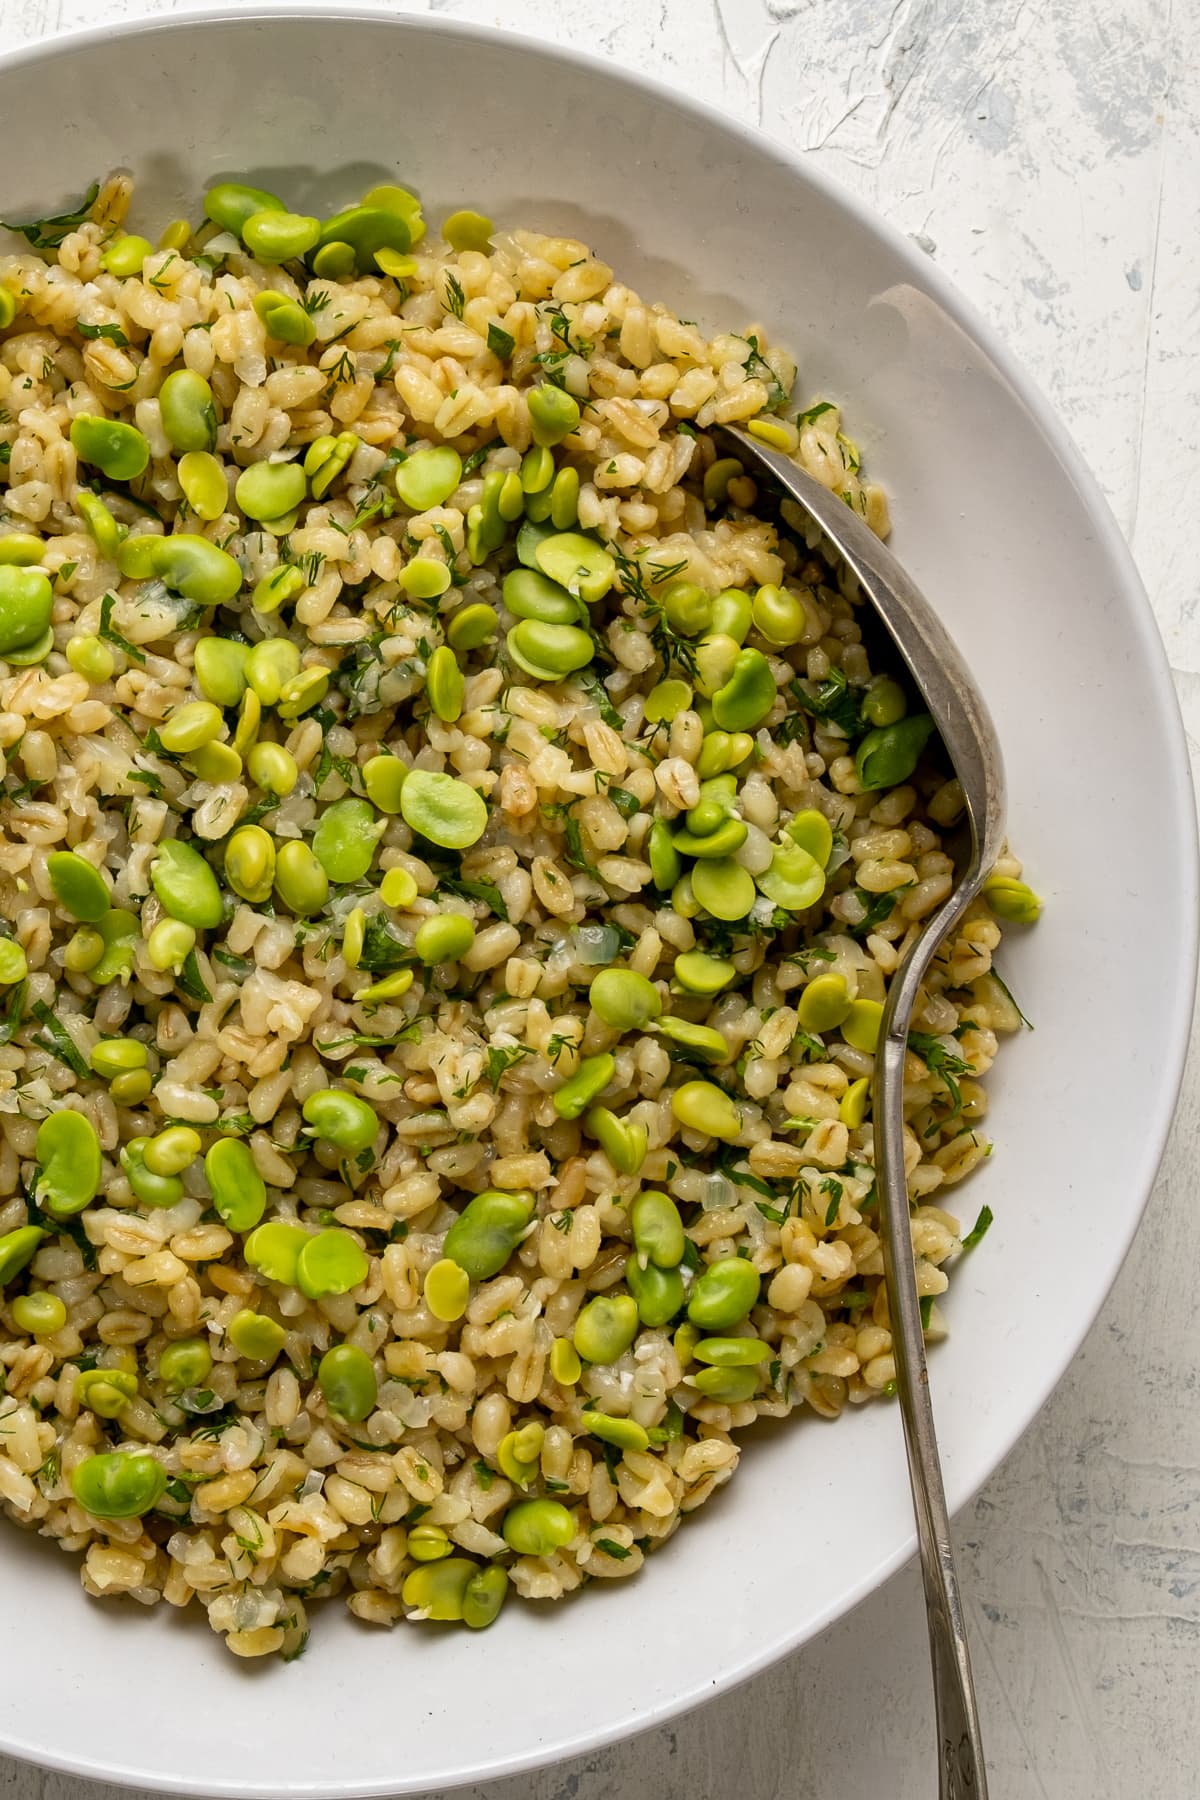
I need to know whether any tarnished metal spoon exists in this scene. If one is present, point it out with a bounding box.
[720,424,1004,1800]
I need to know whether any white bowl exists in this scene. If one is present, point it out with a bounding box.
[0,9,1194,1796]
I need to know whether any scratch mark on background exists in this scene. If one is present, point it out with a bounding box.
[1034,1557,1118,1800]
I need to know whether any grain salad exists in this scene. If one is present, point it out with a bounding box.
[0,172,1039,1658]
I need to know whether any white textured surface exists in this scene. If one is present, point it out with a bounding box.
[1,2,1196,1796]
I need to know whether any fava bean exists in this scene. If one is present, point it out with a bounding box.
[101,234,153,278]
[446,602,498,653]
[785,808,833,867]
[205,1137,266,1233]
[158,1337,212,1392]
[204,181,286,235]
[687,1256,760,1330]
[399,768,487,850]
[442,1189,534,1281]
[109,1069,152,1105]
[394,446,462,512]
[228,1308,286,1362]
[588,967,661,1032]
[244,1221,309,1286]
[118,532,242,604]
[397,557,452,600]
[797,972,852,1033]
[654,1017,730,1063]
[414,914,475,965]
[855,714,936,791]
[424,1257,470,1323]
[158,369,217,455]
[644,678,692,724]
[274,839,329,915]
[248,741,298,798]
[695,729,753,779]
[0,566,53,658]
[507,619,593,680]
[573,1293,639,1365]
[710,587,753,642]
[88,908,139,984]
[689,1363,760,1402]
[70,414,149,481]
[236,460,306,527]
[0,1226,46,1286]
[244,638,301,704]
[862,675,907,727]
[712,647,776,731]
[317,203,411,275]
[839,1076,870,1128]
[580,1410,650,1453]
[533,531,613,603]
[463,1564,508,1630]
[11,1290,67,1334]
[693,1336,772,1366]
[527,385,580,448]
[296,1229,369,1299]
[64,926,108,972]
[672,817,748,860]
[647,818,682,891]
[36,1111,101,1215]
[380,866,418,909]
[151,839,223,929]
[66,633,115,683]
[120,1142,183,1209]
[671,1080,741,1140]
[631,1189,685,1268]
[672,950,736,996]
[502,567,579,625]
[71,1451,166,1519]
[76,1367,138,1417]
[89,1037,147,1079]
[46,850,109,921]
[426,644,464,722]
[145,918,196,972]
[585,1106,647,1176]
[402,1557,475,1620]
[302,1089,379,1152]
[0,939,25,985]
[302,431,357,497]
[502,1497,575,1555]
[842,998,884,1053]
[661,580,712,637]
[253,291,316,348]
[625,1257,685,1328]
[497,1421,544,1487]
[243,209,320,262]
[757,845,825,912]
[983,876,1042,923]
[317,1343,378,1421]
[751,582,807,646]
[76,490,123,558]
[178,450,229,522]
[552,1052,614,1120]
[550,1338,581,1386]
[159,700,224,753]
[312,798,381,884]
[690,856,755,921]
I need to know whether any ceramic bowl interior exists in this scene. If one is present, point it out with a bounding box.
[0,11,1194,1797]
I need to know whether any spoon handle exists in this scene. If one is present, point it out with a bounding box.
[875,898,990,1800]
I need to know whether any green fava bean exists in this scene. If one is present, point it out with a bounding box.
[527,385,580,448]
[0,1225,46,1286]
[394,446,462,512]
[204,181,286,235]
[687,1256,761,1330]
[690,857,756,922]
[0,939,24,984]
[402,1557,475,1620]
[6,625,55,667]
[785,808,833,867]
[0,535,45,566]
[710,588,753,642]
[228,1308,287,1362]
[243,210,321,262]
[274,840,329,916]
[671,1080,741,1141]
[424,1258,470,1322]
[446,603,498,653]
[36,1111,101,1216]
[11,1290,66,1334]
[797,972,852,1033]
[0,565,53,657]
[426,644,465,723]
[661,580,712,637]
[625,1258,685,1328]
[248,741,298,798]
[158,700,224,752]
[842,998,884,1054]
[552,1052,614,1120]
[254,294,316,348]
[297,1230,369,1299]
[673,950,736,996]
[311,241,356,279]
[502,566,579,625]
[443,1189,534,1281]
[549,467,580,529]
[983,876,1042,923]
[88,908,139,983]
[143,1125,201,1177]
[46,850,109,921]
[75,1367,138,1417]
[672,817,748,860]
[573,1293,639,1365]
[751,582,808,646]
[757,844,826,912]
[244,637,301,703]
[580,1410,651,1453]
[317,204,411,275]
[303,1088,380,1152]
[399,768,487,850]
[712,647,776,731]
[70,414,149,481]
[205,1137,266,1233]
[158,370,217,454]
[647,818,682,891]
[585,1106,647,1176]
[158,1337,212,1391]
[120,1143,183,1209]
[63,928,106,974]
[631,1189,685,1268]
[145,918,195,972]
[589,968,662,1032]
[178,451,229,522]
[855,714,937,791]
[252,565,304,615]
[312,798,381,884]
[101,234,153,278]
[689,1363,761,1403]
[694,1336,772,1366]
[236,460,307,526]
[497,1422,544,1486]
[65,634,115,683]
[534,531,614,603]
[503,1497,576,1556]
[317,1344,378,1422]
[151,839,223,929]
[463,1565,508,1630]
[361,755,406,814]
[302,431,357,496]
[244,1221,310,1286]
[118,532,242,604]
[654,1018,731,1063]
[644,678,692,724]
[397,557,452,600]
[76,491,124,558]
[71,1451,166,1519]
[442,208,494,252]
[193,636,248,707]
[862,675,907,727]
[414,914,475,964]
[507,619,593,680]
[693,634,740,700]
[696,730,754,779]
[520,445,554,493]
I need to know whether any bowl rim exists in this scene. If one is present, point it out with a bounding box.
[0,5,1196,1794]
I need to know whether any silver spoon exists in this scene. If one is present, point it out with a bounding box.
[720,425,1005,1800]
